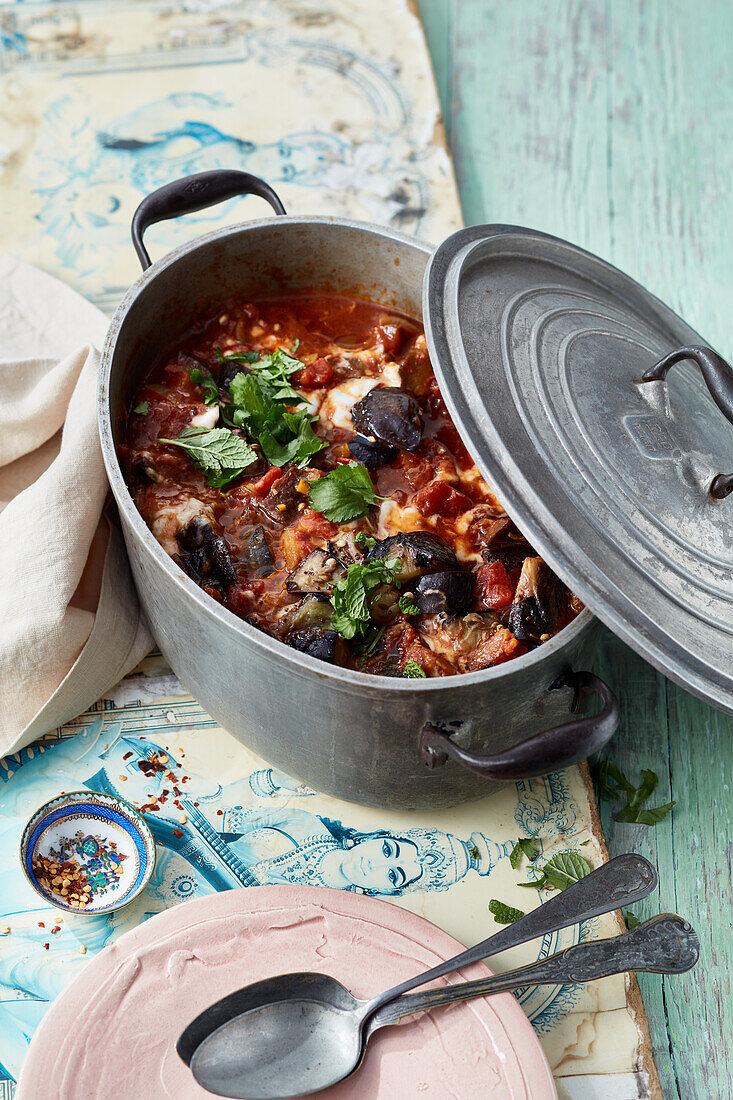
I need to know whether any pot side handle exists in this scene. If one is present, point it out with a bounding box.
[419,671,619,781]
[131,170,287,271]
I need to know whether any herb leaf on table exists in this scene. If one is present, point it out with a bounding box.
[517,851,592,891]
[592,758,675,825]
[489,900,525,924]
[509,837,536,870]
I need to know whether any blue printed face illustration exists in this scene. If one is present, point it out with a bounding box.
[339,836,422,893]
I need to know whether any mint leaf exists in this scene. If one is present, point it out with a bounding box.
[133,400,149,416]
[542,852,592,891]
[403,659,426,678]
[509,837,536,870]
[398,594,420,616]
[489,900,525,925]
[159,426,257,487]
[308,463,378,523]
[592,758,675,826]
[625,910,640,930]
[188,368,219,406]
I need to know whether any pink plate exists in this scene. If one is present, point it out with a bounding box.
[17,886,557,1100]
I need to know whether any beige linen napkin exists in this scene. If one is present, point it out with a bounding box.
[0,255,152,756]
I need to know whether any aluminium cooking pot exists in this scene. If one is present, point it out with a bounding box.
[99,169,621,811]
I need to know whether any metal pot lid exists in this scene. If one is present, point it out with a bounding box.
[423,225,733,713]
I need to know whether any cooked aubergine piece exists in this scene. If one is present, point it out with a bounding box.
[350,387,424,452]
[241,525,274,572]
[286,546,346,594]
[366,531,459,582]
[507,556,564,644]
[347,433,397,469]
[288,593,334,632]
[414,570,475,616]
[287,627,341,663]
[424,610,500,655]
[176,517,237,588]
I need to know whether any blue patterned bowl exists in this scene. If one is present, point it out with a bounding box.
[20,791,156,914]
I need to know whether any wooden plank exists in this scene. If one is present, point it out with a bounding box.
[418,1,733,1097]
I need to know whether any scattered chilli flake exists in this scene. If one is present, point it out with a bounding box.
[123,752,133,761]
[43,943,49,950]
[173,829,183,838]
[51,925,61,934]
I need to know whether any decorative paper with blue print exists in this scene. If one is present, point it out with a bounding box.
[0,661,630,1093]
[0,0,462,313]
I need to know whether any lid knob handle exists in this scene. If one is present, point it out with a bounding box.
[642,346,733,500]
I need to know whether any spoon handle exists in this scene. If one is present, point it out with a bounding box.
[364,853,657,1016]
[370,914,699,1030]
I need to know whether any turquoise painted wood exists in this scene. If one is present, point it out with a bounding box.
[417,2,733,1098]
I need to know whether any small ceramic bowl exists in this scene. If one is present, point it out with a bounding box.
[20,791,156,914]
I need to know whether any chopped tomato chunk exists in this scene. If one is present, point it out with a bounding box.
[296,357,334,388]
[414,480,472,518]
[467,627,527,670]
[249,466,283,497]
[475,561,515,610]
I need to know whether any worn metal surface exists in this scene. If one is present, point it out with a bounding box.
[416,1,733,1096]
[424,224,733,712]
[98,214,606,810]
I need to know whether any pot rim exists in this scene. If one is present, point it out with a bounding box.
[98,213,596,694]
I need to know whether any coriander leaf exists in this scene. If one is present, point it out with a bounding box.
[625,910,640,930]
[330,558,402,640]
[403,659,426,678]
[541,852,592,891]
[509,837,536,870]
[188,368,219,406]
[159,426,257,487]
[355,532,377,549]
[356,625,385,661]
[133,400,149,416]
[308,463,378,523]
[489,900,525,925]
[222,345,304,402]
[398,594,421,616]
[216,347,260,365]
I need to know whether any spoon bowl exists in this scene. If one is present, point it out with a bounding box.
[190,981,364,1099]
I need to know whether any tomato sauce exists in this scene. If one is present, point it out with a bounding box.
[120,294,581,677]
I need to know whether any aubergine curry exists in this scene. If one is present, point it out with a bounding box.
[120,295,582,678]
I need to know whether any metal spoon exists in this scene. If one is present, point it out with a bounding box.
[179,854,657,1095]
[189,913,698,1099]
